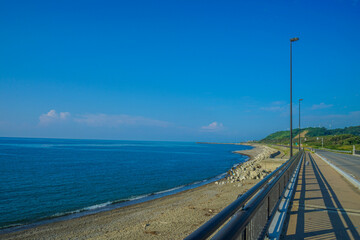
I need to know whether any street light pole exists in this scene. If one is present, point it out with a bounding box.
[290,37,299,157]
[299,98,303,150]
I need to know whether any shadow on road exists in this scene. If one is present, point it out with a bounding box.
[282,153,360,239]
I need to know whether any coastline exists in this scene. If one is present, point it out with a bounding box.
[0,169,230,235]
[1,143,286,240]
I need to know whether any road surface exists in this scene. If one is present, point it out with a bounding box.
[316,149,360,181]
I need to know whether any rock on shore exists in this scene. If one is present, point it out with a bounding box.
[216,144,279,185]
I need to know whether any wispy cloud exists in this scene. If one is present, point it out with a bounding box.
[260,106,284,112]
[311,103,333,110]
[39,110,170,128]
[201,121,224,131]
[272,101,285,105]
[39,110,70,125]
[74,114,170,128]
[313,111,360,120]
[303,111,360,129]
[260,101,286,112]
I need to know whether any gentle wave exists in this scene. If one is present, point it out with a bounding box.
[0,138,252,233]
[50,201,113,218]
[0,169,233,234]
[51,173,227,219]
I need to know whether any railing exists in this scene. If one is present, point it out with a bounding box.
[269,151,281,158]
[318,148,352,154]
[185,151,304,240]
[304,147,315,152]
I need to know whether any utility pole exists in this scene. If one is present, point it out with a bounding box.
[290,37,299,157]
[322,138,324,148]
[299,99,303,151]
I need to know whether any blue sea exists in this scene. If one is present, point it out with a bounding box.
[0,138,251,231]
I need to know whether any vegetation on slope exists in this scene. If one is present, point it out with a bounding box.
[260,126,360,152]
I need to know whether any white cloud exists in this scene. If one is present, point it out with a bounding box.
[39,109,70,125]
[311,103,333,110]
[60,112,70,119]
[74,114,170,128]
[201,121,224,131]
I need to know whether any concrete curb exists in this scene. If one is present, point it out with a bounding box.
[315,153,360,190]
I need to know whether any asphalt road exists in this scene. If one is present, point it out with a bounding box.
[316,149,360,181]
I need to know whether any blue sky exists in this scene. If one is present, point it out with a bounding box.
[0,0,359,142]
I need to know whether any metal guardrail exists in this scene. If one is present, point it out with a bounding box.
[355,150,360,155]
[273,144,290,149]
[267,153,304,239]
[185,151,304,240]
[269,151,281,158]
[304,147,315,152]
[320,148,352,154]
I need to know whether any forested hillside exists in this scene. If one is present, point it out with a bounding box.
[260,126,360,151]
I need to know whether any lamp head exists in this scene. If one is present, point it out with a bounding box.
[290,37,299,42]
[299,98,304,101]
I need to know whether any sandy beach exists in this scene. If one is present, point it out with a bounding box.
[1,144,291,240]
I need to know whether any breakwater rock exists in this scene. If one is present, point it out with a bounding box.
[215,145,279,185]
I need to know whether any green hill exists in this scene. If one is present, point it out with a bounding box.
[260,126,360,151]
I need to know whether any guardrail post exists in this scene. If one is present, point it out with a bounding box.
[354,145,356,155]
[279,181,281,198]
[267,196,270,218]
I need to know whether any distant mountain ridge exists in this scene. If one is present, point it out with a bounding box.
[261,126,360,141]
[260,126,360,151]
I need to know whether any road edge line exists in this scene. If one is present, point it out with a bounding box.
[315,153,360,190]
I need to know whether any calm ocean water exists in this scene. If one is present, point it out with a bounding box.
[0,138,251,230]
